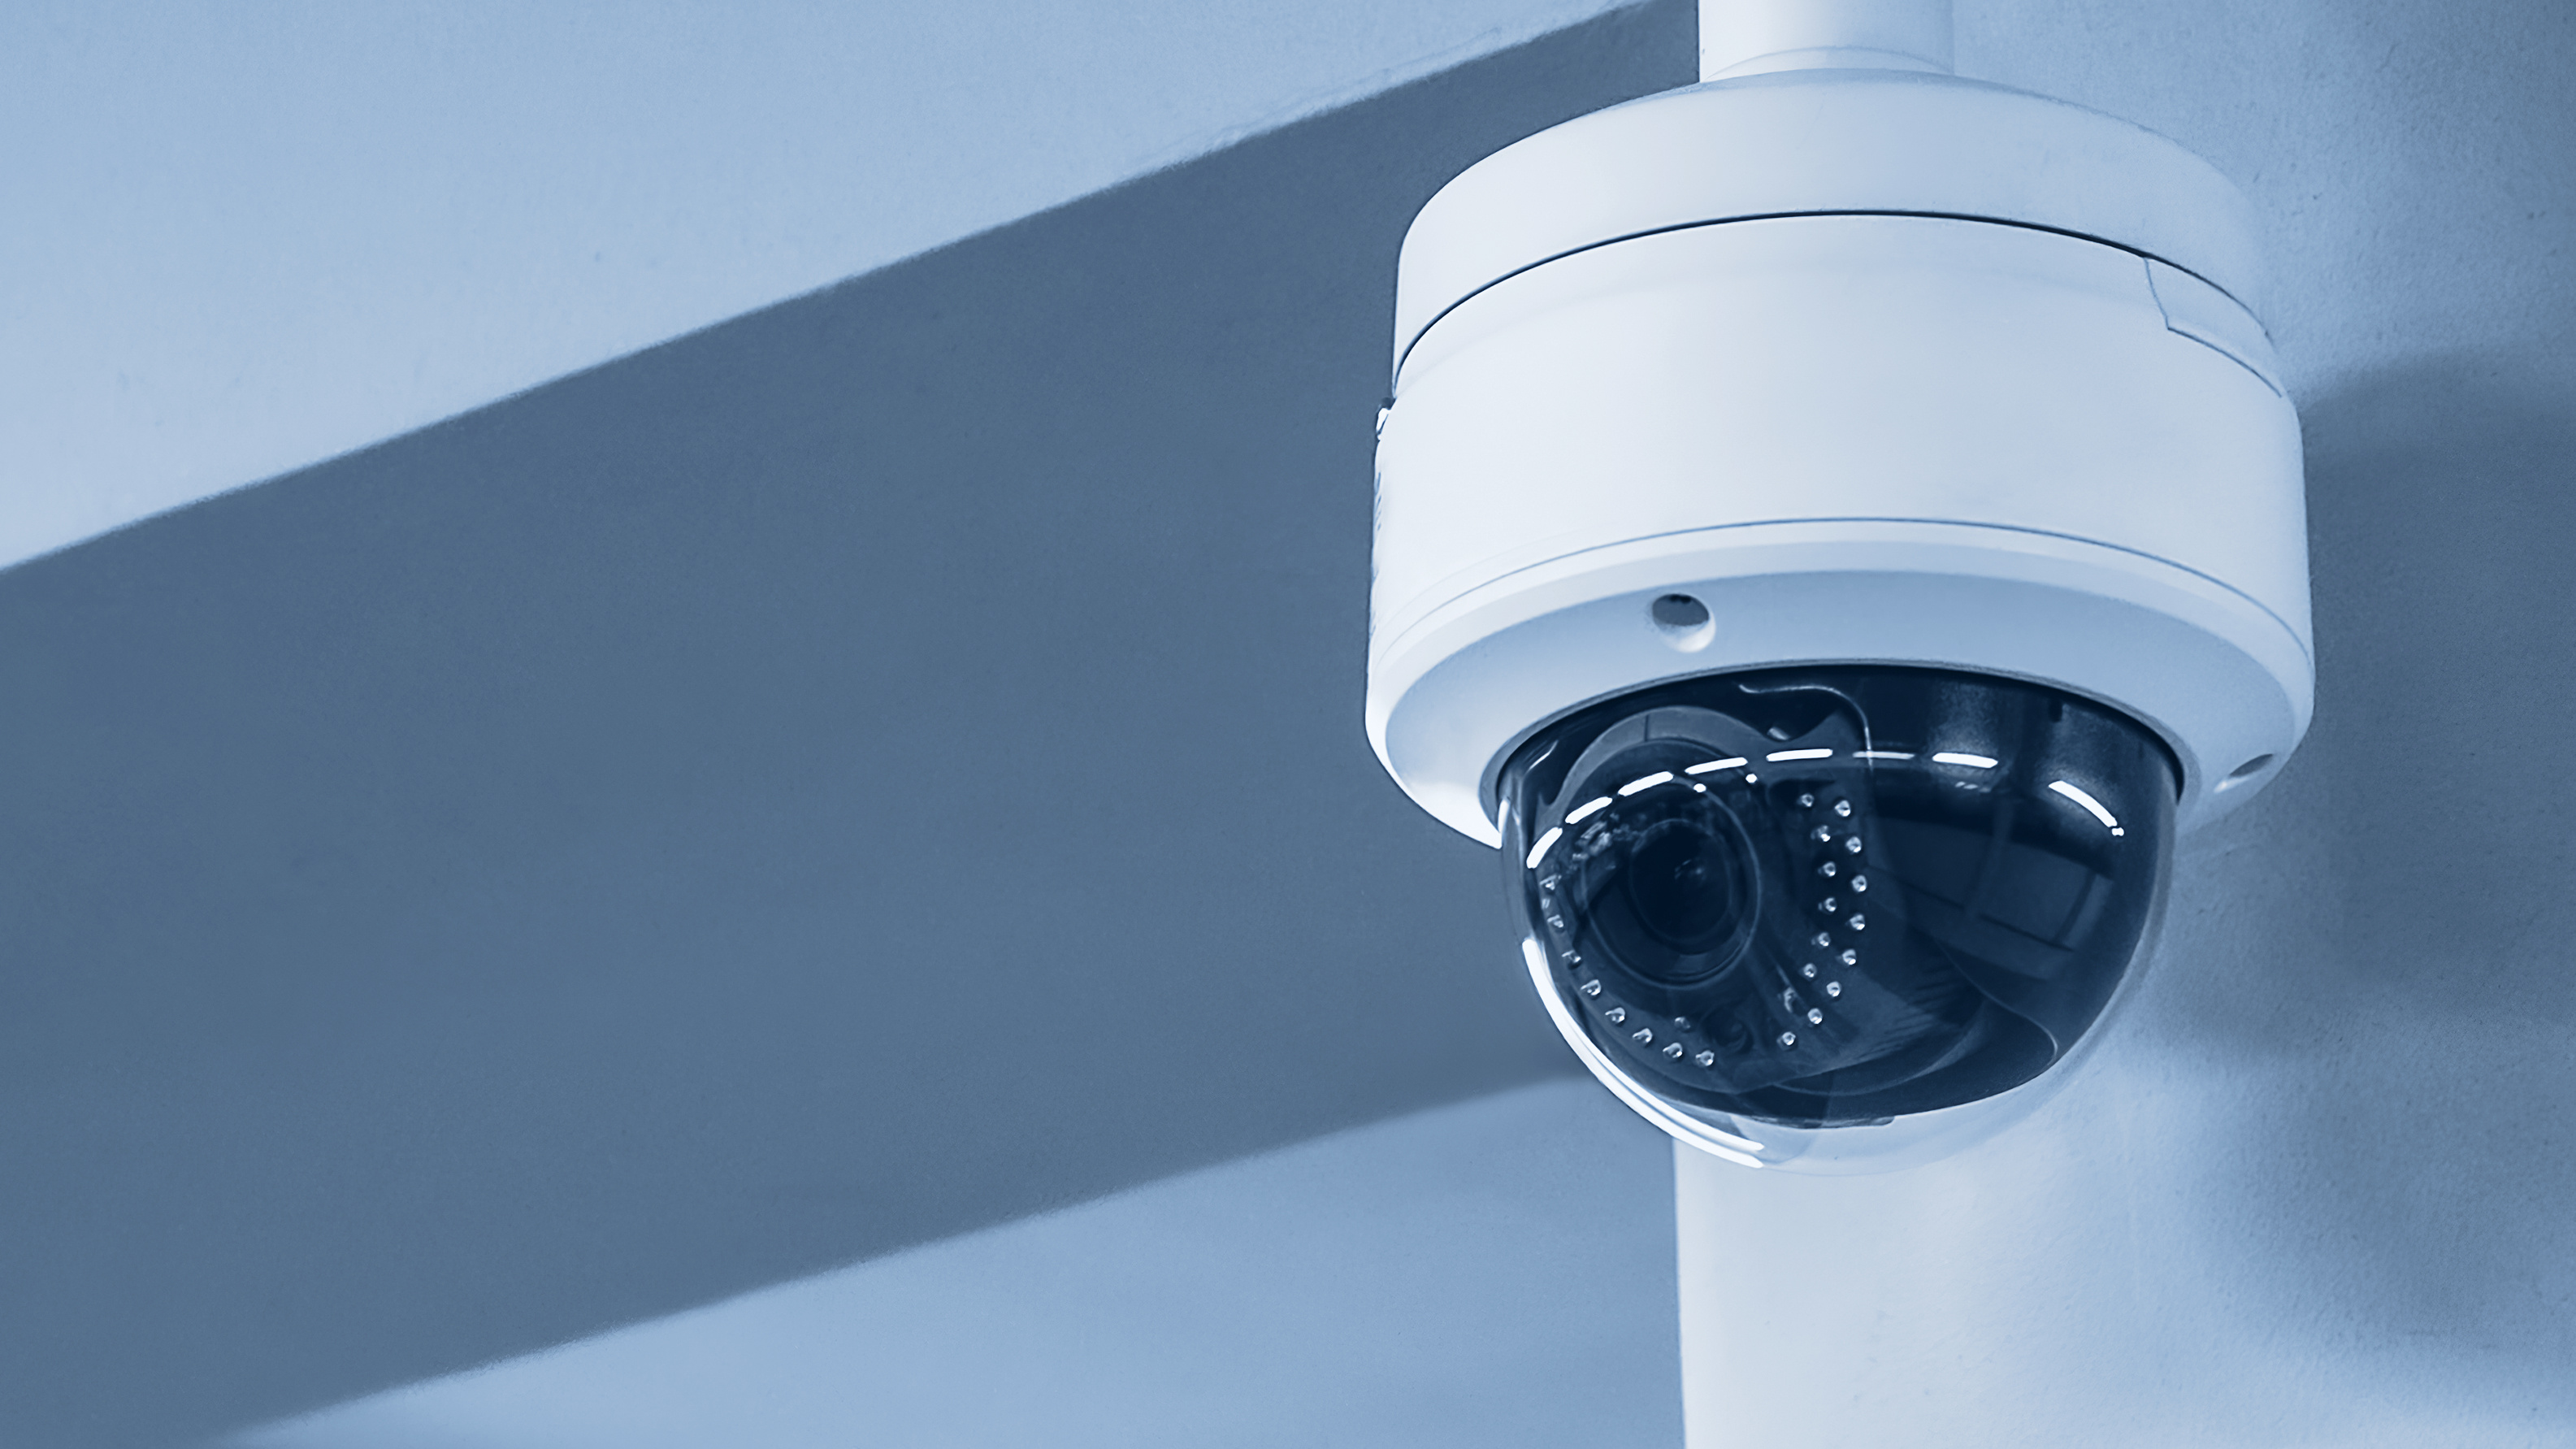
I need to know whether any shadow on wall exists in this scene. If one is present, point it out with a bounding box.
[2171,353,2576,1415]
[0,6,1696,1447]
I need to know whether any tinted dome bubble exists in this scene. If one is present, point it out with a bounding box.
[1499,667,2177,1138]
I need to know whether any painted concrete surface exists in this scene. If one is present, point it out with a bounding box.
[226,1080,1680,1449]
[10,0,2569,1442]
[0,8,1697,1446]
[1677,2,2576,1443]
[0,0,1629,575]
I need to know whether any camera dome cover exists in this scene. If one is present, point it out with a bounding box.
[1498,666,2175,1166]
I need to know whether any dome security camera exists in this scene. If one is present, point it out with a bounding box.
[1366,0,2310,1171]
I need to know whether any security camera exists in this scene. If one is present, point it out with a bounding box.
[1366,0,2309,1170]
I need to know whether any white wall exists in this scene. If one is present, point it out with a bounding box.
[0,0,1628,575]
[1678,2,2576,1442]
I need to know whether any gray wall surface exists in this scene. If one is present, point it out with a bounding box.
[1680,2,2576,1443]
[9,0,2568,1442]
[233,1082,1683,1449]
[0,0,1636,570]
[0,7,1694,1446]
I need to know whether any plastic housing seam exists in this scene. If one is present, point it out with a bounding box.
[1392,210,2254,384]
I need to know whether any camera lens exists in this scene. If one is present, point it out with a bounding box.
[1544,758,1761,996]
[1500,666,2176,1138]
[1624,821,1737,952]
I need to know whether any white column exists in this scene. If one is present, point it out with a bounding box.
[1699,0,1954,80]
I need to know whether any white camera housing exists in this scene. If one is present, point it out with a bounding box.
[1366,8,2309,1169]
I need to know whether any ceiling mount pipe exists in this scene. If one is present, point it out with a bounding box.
[1699,0,1953,80]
